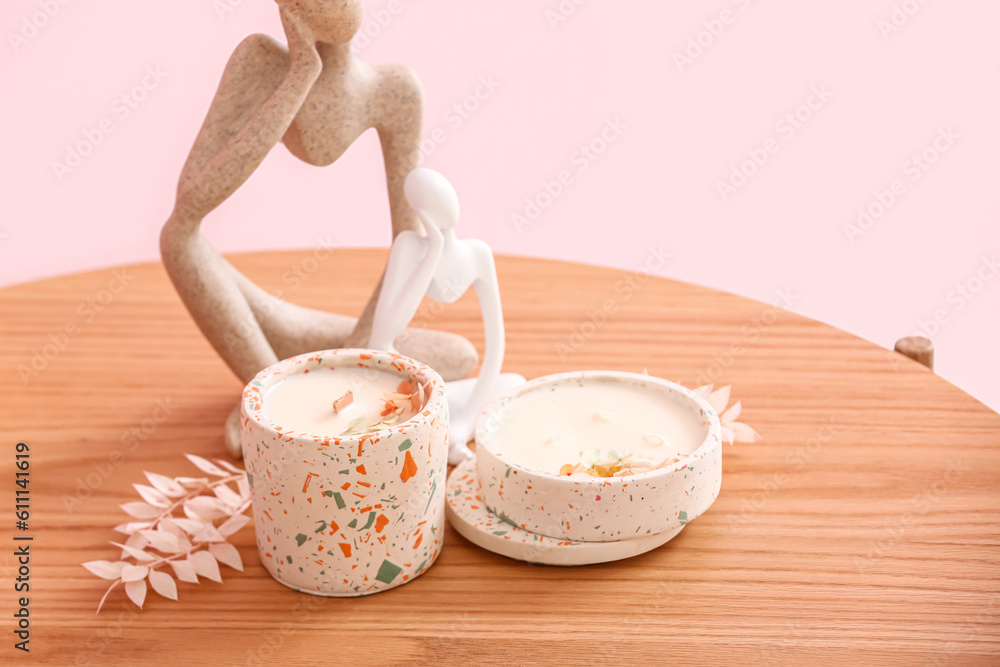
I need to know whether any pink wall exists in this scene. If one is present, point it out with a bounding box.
[2,0,997,411]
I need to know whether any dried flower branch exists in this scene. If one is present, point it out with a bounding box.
[83,454,252,614]
[339,379,429,436]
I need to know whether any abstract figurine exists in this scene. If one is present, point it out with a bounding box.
[369,168,525,464]
[159,1,479,455]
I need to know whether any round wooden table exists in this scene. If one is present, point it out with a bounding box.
[2,250,998,666]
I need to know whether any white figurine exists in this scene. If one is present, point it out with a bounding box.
[369,168,523,464]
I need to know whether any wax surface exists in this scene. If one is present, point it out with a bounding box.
[264,367,408,437]
[490,379,706,474]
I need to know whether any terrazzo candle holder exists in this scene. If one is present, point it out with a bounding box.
[473,371,722,544]
[241,349,449,597]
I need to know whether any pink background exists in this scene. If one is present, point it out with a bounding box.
[1,1,997,410]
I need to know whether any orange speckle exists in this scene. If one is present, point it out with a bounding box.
[375,514,390,533]
[341,483,351,490]
[356,464,367,475]
[413,534,423,549]
[338,543,352,557]
[400,450,418,482]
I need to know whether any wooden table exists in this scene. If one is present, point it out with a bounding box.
[1,250,998,666]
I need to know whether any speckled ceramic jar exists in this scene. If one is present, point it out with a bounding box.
[241,349,449,597]
[474,371,722,543]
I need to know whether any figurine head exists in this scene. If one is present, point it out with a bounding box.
[405,168,460,231]
[276,0,364,44]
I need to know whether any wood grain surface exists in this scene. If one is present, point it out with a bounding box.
[0,250,998,666]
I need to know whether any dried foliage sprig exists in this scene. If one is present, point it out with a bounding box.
[83,454,252,613]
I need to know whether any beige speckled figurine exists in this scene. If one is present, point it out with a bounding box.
[160,1,478,455]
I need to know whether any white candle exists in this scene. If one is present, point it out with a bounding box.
[264,367,422,438]
[490,378,705,474]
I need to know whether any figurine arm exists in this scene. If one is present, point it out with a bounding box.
[368,223,444,350]
[173,11,322,223]
[344,65,424,347]
[463,243,506,425]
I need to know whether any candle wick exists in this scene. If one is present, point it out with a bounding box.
[333,390,354,415]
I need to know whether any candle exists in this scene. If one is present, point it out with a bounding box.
[489,377,705,475]
[474,371,722,543]
[241,349,448,597]
[264,367,425,438]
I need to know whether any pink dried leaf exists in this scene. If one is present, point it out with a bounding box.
[125,579,147,609]
[121,565,149,583]
[120,501,161,520]
[167,517,206,536]
[721,425,736,445]
[236,477,251,501]
[169,559,199,584]
[189,551,222,583]
[148,569,178,601]
[721,400,742,423]
[139,529,181,554]
[730,421,763,443]
[218,513,251,538]
[707,386,732,416]
[113,521,152,535]
[83,560,125,581]
[215,459,245,475]
[185,454,227,477]
[693,384,714,399]
[176,476,210,490]
[144,472,187,498]
[183,496,229,522]
[158,518,183,537]
[193,523,225,544]
[213,484,242,509]
[110,542,156,562]
[209,543,243,572]
[133,484,170,508]
[125,531,149,550]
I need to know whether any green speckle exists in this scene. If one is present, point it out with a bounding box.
[359,512,376,531]
[492,531,508,536]
[348,518,358,529]
[505,468,511,478]
[497,513,518,528]
[323,490,334,497]
[375,560,403,584]
[315,520,328,533]
[398,439,413,452]
[295,534,308,547]
[332,492,346,509]
[679,511,689,525]
[286,555,293,564]
[246,473,254,490]
[423,479,439,515]
[339,469,350,475]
